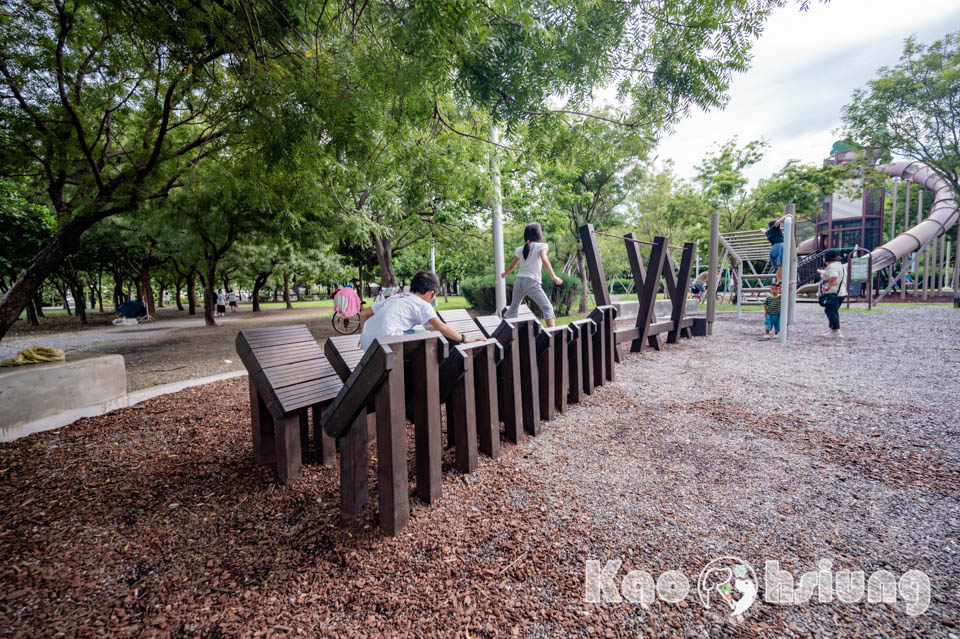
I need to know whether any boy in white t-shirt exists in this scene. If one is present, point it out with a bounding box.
[358,270,477,351]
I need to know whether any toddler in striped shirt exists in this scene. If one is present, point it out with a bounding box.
[763,282,781,339]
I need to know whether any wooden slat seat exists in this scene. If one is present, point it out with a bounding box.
[236,325,342,486]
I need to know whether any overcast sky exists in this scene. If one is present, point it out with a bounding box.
[654,0,960,186]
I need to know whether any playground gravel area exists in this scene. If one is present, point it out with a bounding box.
[0,304,958,638]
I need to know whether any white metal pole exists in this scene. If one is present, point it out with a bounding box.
[781,215,794,345]
[490,124,507,311]
[707,213,719,336]
[736,261,743,321]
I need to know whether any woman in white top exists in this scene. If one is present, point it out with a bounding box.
[818,249,847,338]
[500,223,564,327]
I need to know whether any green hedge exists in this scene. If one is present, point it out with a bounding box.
[461,271,581,317]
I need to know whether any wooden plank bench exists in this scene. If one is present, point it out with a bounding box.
[236,325,340,485]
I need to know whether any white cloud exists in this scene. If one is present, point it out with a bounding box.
[656,0,960,186]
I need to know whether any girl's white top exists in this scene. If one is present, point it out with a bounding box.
[515,242,548,283]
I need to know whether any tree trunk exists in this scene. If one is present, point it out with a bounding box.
[25,297,39,326]
[282,272,292,309]
[174,278,184,311]
[187,271,198,315]
[96,272,104,312]
[295,278,303,302]
[222,276,230,294]
[0,218,100,341]
[203,263,217,326]
[156,281,166,309]
[53,280,72,315]
[89,283,97,311]
[139,263,156,316]
[70,280,88,325]
[371,234,400,288]
[33,291,45,318]
[442,280,449,303]
[252,271,271,312]
[576,248,589,314]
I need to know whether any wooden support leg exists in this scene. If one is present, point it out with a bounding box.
[250,380,275,466]
[581,325,594,396]
[298,409,311,464]
[591,316,605,389]
[274,414,302,486]
[501,340,525,444]
[375,357,409,535]
[604,308,616,383]
[411,339,442,504]
[517,322,541,435]
[340,410,368,519]
[537,332,555,422]
[475,344,500,459]
[312,403,336,467]
[568,327,583,405]
[554,331,568,414]
[449,350,478,473]
[648,334,663,351]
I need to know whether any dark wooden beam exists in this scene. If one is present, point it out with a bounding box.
[320,343,394,439]
[631,236,667,353]
[579,223,612,307]
[667,242,696,343]
[375,342,409,535]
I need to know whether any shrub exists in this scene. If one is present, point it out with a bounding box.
[461,271,581,317]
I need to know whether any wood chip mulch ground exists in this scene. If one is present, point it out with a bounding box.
[2,305,959,638]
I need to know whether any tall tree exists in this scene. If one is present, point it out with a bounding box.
[841,31,960,198]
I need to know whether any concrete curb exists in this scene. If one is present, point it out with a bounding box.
[127,370,248,406]
[1,364,249,442]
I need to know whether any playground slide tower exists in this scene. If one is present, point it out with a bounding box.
[798,162,959,271]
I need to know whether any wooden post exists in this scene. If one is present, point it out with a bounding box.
[902,182,911,299]
[274,414,302,486]
[579,223,613,306]
[340,410,368,518]
[411,338,443,504]
[536,330,555,422]
[567,322,583,404]
[312,403,335,466]
[707,213,719,336]
[497,324,524,444]
[580,319,594,396]
[666,244,694,344]
[375,344,409,535]
[923,244,930,301]
[516,320,541,435]
[475,342,500,459]
[588,307,605,389]
[298,409,311,464]
[631,236,667,353]
[447,347,478,473]
[551,326,570,414]
[602,306,616,380]
[250,379,275,466]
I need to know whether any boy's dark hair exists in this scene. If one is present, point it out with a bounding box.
[410,270,441,295]
[768,220,777,228]
[522,222,543,260]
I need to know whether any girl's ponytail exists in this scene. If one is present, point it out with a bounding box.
[521,222,543,261]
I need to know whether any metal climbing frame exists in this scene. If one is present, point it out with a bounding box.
[718,217,797,344]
